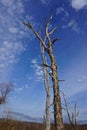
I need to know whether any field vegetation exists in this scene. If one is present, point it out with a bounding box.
[0,119,87,130]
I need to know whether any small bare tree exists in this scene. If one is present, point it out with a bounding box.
[0,83,13,104]
[23,14,64,130]
[72,103,79,130]
[62,93,79,130]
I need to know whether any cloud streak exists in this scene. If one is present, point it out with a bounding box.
[40,0,51,5]
[31,59,43,81]
[56,7,69,19]
[62,19,80,33]
[56,6,80,33]
[0,0,26,81]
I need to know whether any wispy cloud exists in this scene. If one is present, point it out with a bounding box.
[56,7,80,33]
[31,59,43,81]
[14,84,31,93]
[62,19,80,33]
[40,0,51,5]
[67,19,80,33]
[71,0,87,11]
[0,0,28,80]
[0,41,25,69]
[56,7,69,20]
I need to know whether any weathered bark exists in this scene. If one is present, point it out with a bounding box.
[41,44,50,130]
[45,90,50,130]
[45,15,63,130]
[48,48,63,130]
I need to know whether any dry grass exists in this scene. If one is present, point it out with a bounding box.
[0,119,87,130]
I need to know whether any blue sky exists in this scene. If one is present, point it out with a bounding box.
[0,0,87,123]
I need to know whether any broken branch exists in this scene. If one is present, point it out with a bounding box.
[52,38,60,45]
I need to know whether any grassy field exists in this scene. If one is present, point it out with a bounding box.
[0,119,87,130]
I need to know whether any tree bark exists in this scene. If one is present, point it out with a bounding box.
[41,45,50,130]
[45,91,50,130]
[48,48,63,130]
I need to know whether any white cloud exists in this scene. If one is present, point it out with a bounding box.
[9,27,18,34]
[1,0,14,7]
[40,0,51,5]
[14,84,31,93]
[62,19,80,33]
[71,0,87,10]
[0,0,37,82]
[31,59,43,81]
[0,0,24,14]
[31,59,37,64]
[15,87,23,93]
[68,19,80,32]
[0,0,28,81]
[77,75,87,83]
[56,7,69,18]
[0,41,25,70]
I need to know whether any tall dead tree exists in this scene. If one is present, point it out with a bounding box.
[41,44,50,130]
[23,14,64,130]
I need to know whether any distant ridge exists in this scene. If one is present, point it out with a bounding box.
[0,111,87,124]
[0,111,43,123]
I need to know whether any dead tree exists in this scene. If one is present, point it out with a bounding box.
[62,92,79,130]
[72,103,79,130]
[41,44,50,130]
[0,83,13,104]
[23,14,64,130]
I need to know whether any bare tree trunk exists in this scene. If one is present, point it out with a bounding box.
[41,44,50,130]
[74,103,79,130]
[48,48,63,130]
[45,90,50,130]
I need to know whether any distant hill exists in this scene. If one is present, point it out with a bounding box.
[0,111,87,124]
[0,111,43,123]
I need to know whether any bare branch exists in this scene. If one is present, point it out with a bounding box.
[22,22,32,29]
[45,15,53,45]
[49,102,54,107]
[58,80,65,82]
[46,15,53,26]
[62,93,73,126]
[52,38,60,45]
[41,64,51,69]
[22,21,49,52]
[62,107,66,111]
[49,27,57,35]
[46,24,51,45]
